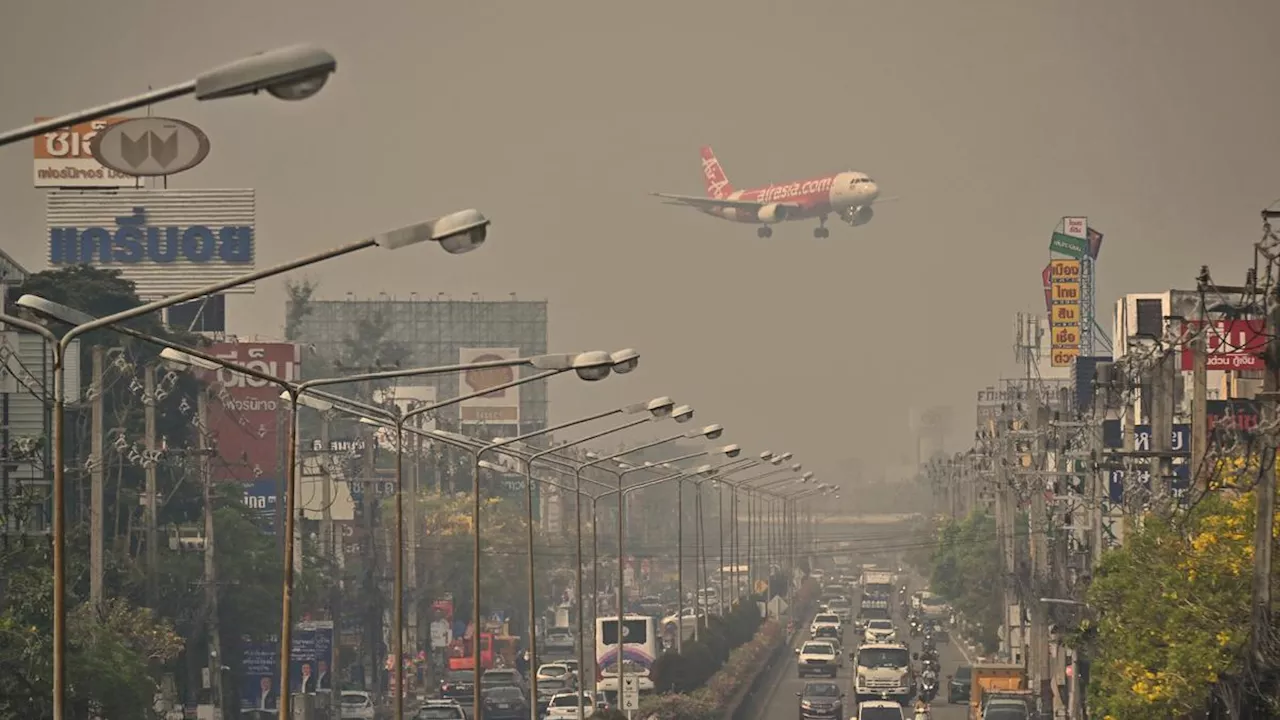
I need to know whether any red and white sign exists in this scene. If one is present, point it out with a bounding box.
[1179,319,1266,371]
[33,116,139,188]
[203,342,301,482]
[1063,216,1087,239]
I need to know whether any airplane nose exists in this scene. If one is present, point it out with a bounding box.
[866,182,879,200]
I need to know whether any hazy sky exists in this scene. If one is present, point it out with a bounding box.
[3,1,1279,489]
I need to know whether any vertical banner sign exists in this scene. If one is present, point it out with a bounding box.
[1041,264,1053,313]
[290,621,335,695]
[458,348,522,424]
[204,343,300,485]
[46,189,256,299]
[240,639,280,712]
[33,116,137,188]
[1049,259,1082,367]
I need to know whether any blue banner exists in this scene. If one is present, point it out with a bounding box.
[240,640,279,713]
[241,479,280,534]
[290,621,335,695]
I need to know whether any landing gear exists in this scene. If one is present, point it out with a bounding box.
[757,225,773,238]
[813,215,829,238]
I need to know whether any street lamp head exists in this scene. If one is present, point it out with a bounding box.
[692,423,723,440]
[718,444,742,458]
[477,459,508,474]
[801,471,815,481]
[695,463,715,476]
[645,396,675,418]
[194,44,337,101]
[373,209,489,254]
[769,456,783,466]
[778,452,793,462]
[15,294,95,325]
[759,451,773,460]
[278,390,334,413]
[790,463,802,472]
[585,451,600,460]
[571,351,614,381]
[671,405,695,423]
[158,347,222,372]
[609,348,640,374]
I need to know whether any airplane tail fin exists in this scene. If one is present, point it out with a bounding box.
[700,145,734,199]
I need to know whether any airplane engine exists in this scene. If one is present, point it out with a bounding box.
[757,203,789,223]
[843,205,874,226]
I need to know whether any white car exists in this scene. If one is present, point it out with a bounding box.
[863,618,897,644]
[545,691,597,720]
[339,691,377,720]
[413,699,466,720]
[857,699,905,720]
[809,612,842,636]
[796,640,840,678]
[536,662,576,683]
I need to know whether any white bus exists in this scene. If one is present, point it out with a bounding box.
[595,615,660,704]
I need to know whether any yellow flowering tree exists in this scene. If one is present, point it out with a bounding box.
[1087,490,1257,718]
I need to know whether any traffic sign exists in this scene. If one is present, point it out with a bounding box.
[621,676,640,710]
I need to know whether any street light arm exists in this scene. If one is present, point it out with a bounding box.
[531,416,652,464]
[578,432,688,470]
[0,82,195,147]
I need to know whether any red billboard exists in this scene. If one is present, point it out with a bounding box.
[1179,319,1266,372]
[203,342,301,482]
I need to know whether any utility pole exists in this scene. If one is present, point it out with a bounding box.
[144,363,158,608]
[995,404,1015,662]
[1191,272,1210,494]
[407,413,422,659]
[1250,214,1280,676]
[89,346,105,611]
[1148,349,1174,512]
[199,388,222,717]
[1026,362,1052,712]
[361,384,381,695]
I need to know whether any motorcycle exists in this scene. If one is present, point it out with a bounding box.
[919,673,938,702]
[909,618,922,637]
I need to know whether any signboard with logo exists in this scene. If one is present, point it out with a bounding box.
[202,342,300,482]
[239,638,280,712]
[89,117,210,177]
[241,478,280,534]
[1049,259,1082,367]
[289,620,335,695]
[1177,319,1267,371]
[33,116,138,188]
[46,189,255,298]
[458,347,521,424]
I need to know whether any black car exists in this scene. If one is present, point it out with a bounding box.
[796,680,845,720]
[947,664,972,703]
[439,669,476,705]
[481,686,528,720]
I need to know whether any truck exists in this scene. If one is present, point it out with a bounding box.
[980,689,1036,719]
[967,663,1027,719]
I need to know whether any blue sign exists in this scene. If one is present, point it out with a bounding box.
[49,206,253,265]
[240,640,279,712]
[242,478,279,534]
[289,622,335,695]
[1108,463,1190,505]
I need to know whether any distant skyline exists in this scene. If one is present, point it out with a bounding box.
[3,0,1278,488]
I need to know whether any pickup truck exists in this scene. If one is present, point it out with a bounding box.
[968,663,1027,719]
[795,640,840,678]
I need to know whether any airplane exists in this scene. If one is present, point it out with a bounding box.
[651,146,885,238]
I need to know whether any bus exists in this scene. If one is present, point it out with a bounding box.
[595,615,660,704]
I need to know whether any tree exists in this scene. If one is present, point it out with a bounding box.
[928,511,1004,654]
[283,277,318,342]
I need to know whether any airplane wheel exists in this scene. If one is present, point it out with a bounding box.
[757,226,773,238]
[813,228,829,238]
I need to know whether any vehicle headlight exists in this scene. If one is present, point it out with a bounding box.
[800,701,813,709]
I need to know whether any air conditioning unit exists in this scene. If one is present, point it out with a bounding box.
[168,525,207,552]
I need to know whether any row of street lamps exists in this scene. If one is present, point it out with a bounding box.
[1,42,837,720]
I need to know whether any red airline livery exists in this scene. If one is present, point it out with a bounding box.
[652,146,887,238]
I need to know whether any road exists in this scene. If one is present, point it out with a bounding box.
[756,626,974,720]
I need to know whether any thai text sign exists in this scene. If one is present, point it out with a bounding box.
[33,116,137,188]
[1178,319,1266,371]
[203,342,300,482]
[1049,258,1082,366]
[47,189,256,298]
[458,347,521,424]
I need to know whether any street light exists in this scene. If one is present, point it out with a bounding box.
[281,353,631,720]
[0,44,338,148]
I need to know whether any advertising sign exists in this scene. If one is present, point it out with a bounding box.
[241,478,280,534]
[1049,232,1088,259]
[203,342,300,482]
[1177,318,1267,371]
[33,116,137,188]
[46,189,256,298]
[976,385,1025,430]
[458,347,521,424]
[1087,227,1104,259]
[1041,264,1052,312]
[90,117,211,177]
[239,639,280,713]
[1063,217,1088,239]
[289,620,335,695]
[1049,258,1082,367]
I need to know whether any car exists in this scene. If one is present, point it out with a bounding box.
[947,664,972,703]
[481,686,529,720]
[796,680,845,720]
[413,699,466,720]
[543,626,576,653]
[795,640,840,678]
[536,662,576,683]
[535,677,576,714]
[559,659,581,676]
[856,699,905,720]
[481,668,526,693]
[863,618,897,644]
[811,625,843,660]
[438,669,476,705]
[339,691,377,720]
[545,691,598,720]
[809,612,842,635]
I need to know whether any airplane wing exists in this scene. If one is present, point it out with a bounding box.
[650,192,800,211]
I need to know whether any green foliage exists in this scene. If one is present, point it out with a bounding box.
[1086,493,1261,719]
[927,511,1003,654]
[649,598,763,696]
[283,277,317,342]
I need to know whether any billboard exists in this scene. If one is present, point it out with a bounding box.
[203,342,300,482]
[46,189,255,298]
[241,478,280,534]
[1049,259,1082,367]
[1168,288,1267,372]
[976,385,1025,431]
[239,639,280,712]
[458,347,521,424]
[371,385,438,449]
[289,620,335,695]
[33,116,137,188]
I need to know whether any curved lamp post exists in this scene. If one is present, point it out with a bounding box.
[1,44,339,149]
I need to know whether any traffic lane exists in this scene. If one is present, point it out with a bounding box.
[911,633,973,720]
[757,629,854,720]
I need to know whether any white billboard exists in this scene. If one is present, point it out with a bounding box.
[371,385,439,448]
[46,189,255,299]
[458,347,521,424]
